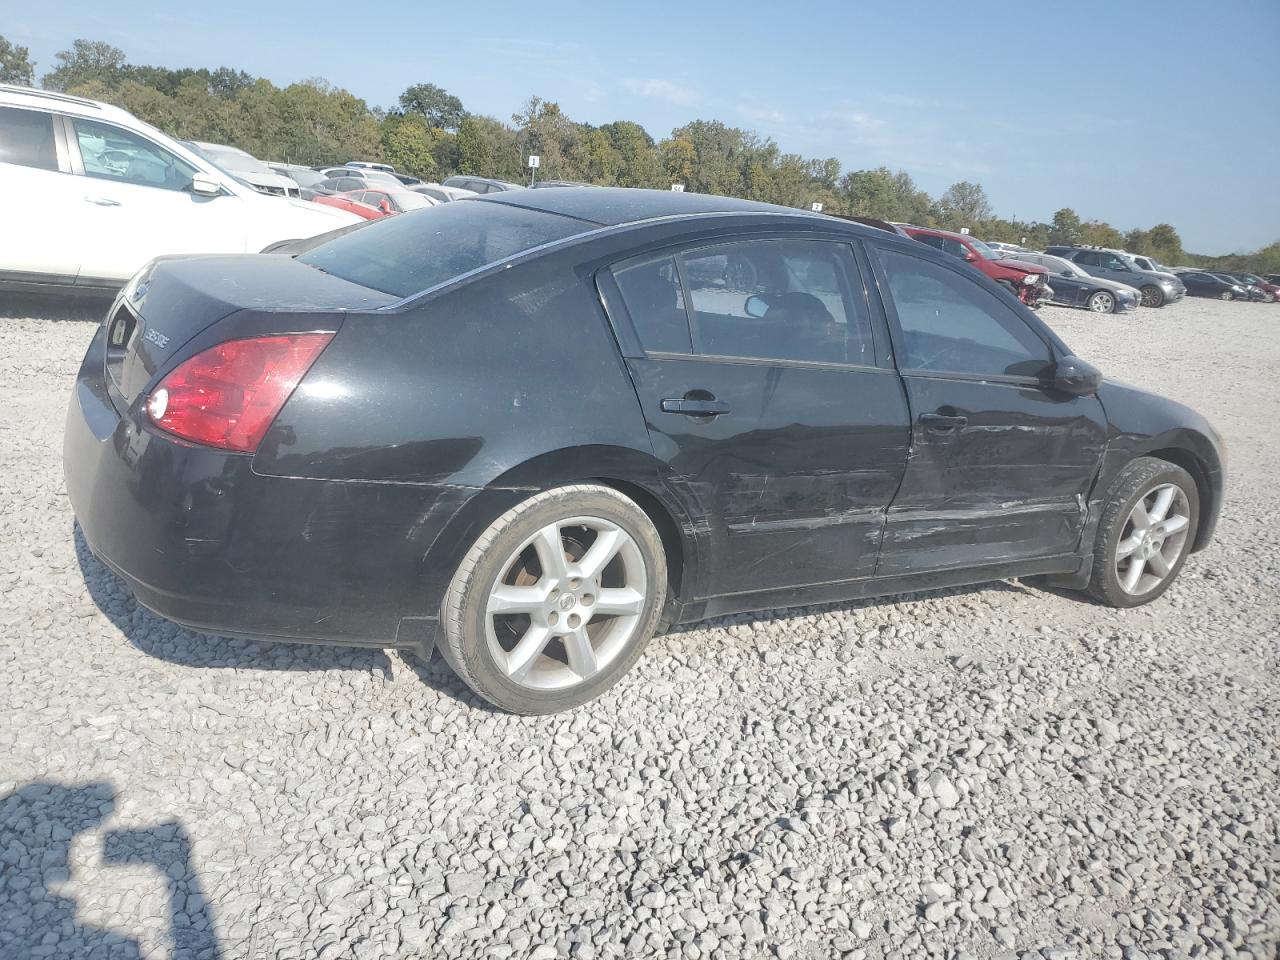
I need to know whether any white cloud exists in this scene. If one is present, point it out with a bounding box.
[621,78,698,106]
[735,103,787,126]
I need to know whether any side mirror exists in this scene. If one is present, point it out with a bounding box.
[1053,356,1102,396]
[963,251,977,262]
[191,174,222,197]
[744,294,769,318]
[378,199,393,215]
[1061,269,1073,277]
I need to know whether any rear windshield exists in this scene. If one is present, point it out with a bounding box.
[298,200,589,298]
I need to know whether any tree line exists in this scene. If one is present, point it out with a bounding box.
[2,36,1276,273]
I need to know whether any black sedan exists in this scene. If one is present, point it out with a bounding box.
[1180,271,1251,300]
[65,189,1225,713]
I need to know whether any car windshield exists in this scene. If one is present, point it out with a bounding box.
[298,200,592,298]
[281,167,325,188]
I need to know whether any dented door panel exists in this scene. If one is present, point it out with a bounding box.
[877,375,1108,575]
[626,358,911,597]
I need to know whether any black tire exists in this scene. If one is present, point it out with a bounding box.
[1140,284,1165,308]
[1086,290,1116,314]
[1086,457,1199,608]
[440,484,667,713]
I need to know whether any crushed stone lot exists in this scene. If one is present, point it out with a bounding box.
[0,294,1277,960]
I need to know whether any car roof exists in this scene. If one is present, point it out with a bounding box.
[0,83,137,126]
[902,225,971,241]
[475,186,826,228]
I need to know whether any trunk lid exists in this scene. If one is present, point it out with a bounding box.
[106,253,394,406]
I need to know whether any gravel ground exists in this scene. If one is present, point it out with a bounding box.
[0,294,1276,960]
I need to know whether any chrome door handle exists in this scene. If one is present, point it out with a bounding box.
[84,196,122,206]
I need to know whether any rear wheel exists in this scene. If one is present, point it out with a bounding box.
[1086,291,1115,313]
[440,485,667,713]
[1140,284,1165,308]
[1086,457,1199,608]
[1219,290,1233,301]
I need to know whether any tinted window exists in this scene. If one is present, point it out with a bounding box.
[876,248,1051,378]
[1101,254,1128,270]
[1074,251,1100,267]
[612,256,692,354]
[0,106,58,171]
[72,118,196,191]
[680,239,874,366]
[299,200,589,298]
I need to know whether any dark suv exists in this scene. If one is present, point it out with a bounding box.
[65,189,1224,713]
[1045,246,1185,307]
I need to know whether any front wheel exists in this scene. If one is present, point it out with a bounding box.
[440,484,667,713]
[1219,291,1233,301]
[1086,457,1199,608]
[1087,291,1116,314]
[1140,285,1165,308]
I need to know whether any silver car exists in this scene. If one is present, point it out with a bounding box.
[1018,253,1142,313]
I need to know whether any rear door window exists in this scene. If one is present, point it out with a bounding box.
[679,239,875,366]
[611,255,692,354]
[298,199,590,298]
[0,106,58,171]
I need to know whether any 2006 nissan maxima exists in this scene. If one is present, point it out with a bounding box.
[65,189,1225,713]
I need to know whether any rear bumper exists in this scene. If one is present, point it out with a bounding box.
[64,325,466,650]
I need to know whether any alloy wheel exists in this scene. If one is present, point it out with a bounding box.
[1089,292,1114,313]
[484,516,648,691]
[1114,483,1191,596]
[1141,286,1163,307]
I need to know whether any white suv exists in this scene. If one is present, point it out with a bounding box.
[0,85,361,291]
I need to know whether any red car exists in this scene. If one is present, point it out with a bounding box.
[903,226,1050,307]
[313,193,385,220]
[313,188,438,220]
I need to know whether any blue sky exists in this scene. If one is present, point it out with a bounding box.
[9,0,1279,252]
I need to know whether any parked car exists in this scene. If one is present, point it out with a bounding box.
[411,182,479,203]
[313,193,386,220]
[1044,246,1185,307]
[317,166,402,187]
[185,141,300,197]
[65,188,1224,713]
[1128,254,1177,275]
[986,241,1032,256]
[1218,271,1279,302]
[1015,253,1142,313]
[345,161,396,174]
[347,188,438,215]
[305,174,367,199]
[904,226,1051,307]
[1179,272,1250,300]
[0,85,361,291]
[1265,274,1280,286]
[442,175,524,194]
[1211,273,1271,302]
[268,162,327,191]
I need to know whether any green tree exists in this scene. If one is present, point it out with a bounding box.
[1078,220,1125,249]
[935,181,992,229]
[1049,208,1082,246]
[398,82,465,131]
[1124,228,1150,254]
[43,38,128,91]
[455,115,491,175]
[600,120,661,188]
[1145,224,1183,262]
[380,113,437,178]
[0,35,36,85]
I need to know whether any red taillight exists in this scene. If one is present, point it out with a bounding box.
[145,333,333,452]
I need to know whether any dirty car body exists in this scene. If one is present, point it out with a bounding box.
[64,189,1225,660]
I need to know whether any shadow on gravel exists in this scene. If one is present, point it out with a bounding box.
[0,780,223,959]
[1,290,115,322]
[72,525,498,712]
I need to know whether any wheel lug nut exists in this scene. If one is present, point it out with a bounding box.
[549,588,560,599]
[582,594,594,606]
[548,611,559,625]
[569,577,581,589]
[568,613,581,628]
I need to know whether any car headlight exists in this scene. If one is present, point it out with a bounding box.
[1021,274,1038,285]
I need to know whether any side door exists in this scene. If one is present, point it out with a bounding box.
[868,243,1108,575]
[0,105,80,280]
[601,236,911,598]
[63,115,248,284]
[1034,256,1088,306]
